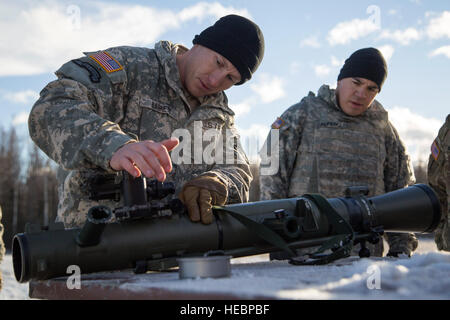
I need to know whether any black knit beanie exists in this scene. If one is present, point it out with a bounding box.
[337,47,388,91]
[192,14,265,85]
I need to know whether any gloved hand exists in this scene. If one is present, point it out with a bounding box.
[179,175,228,224]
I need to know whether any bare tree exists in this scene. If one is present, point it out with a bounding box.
[413,160,428,184]
[249,160,261,202]
[23,144,58,228]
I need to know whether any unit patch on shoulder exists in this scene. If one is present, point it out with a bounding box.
[431,139,440,161]
[88,51,123,73]
[271,117,285,129]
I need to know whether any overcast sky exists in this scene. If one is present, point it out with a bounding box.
[0,0,448,165]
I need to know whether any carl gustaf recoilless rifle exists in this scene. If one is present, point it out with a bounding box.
[12,171,441,282]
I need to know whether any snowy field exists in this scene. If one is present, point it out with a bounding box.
[1,236,449,300]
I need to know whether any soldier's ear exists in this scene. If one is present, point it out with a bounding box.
[335,81,342,97]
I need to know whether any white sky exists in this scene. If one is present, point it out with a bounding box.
[0,0,448,165]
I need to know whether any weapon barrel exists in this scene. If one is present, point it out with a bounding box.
[326,184,441,233]
[12,184,441,282]
[13,210,266,282]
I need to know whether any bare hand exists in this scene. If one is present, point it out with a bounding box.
[110,138,179,181]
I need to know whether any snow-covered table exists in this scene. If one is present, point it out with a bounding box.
[28,250,450,300]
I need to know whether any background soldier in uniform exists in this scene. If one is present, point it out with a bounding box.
[428,114,450,251]
[28,14,265,227]
[260,48,418,257]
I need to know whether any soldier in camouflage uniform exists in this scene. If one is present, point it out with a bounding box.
[427,114,450,251]
[28,15,265,228]
[260,48,418,257]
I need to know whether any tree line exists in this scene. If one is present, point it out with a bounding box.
[0,126,58,251]
[0,125,430,252]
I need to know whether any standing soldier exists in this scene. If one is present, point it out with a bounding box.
[28,15,265,228]
[427,114,450,251]
[260,48,418,258]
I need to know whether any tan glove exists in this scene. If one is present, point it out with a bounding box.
[179,175,228,224]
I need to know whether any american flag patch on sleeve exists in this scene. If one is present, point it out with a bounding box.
[88,51,123,73]
[431,140,440,161]
[271,117,285,129]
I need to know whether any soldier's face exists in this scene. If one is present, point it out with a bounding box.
[336,77,379,116]
[178,45,241,98]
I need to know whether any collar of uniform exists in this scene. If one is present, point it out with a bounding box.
[174,45,203,109]
[154,40,234,116]
[317,84,340,112]
[317,84,388,122]
[154,41,187,102]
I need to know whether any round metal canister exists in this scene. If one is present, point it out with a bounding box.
[177,255,232,279]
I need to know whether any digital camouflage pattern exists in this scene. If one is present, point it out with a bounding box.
[29,41,252,228]
[428,114,450,251]
[260,85,418,256]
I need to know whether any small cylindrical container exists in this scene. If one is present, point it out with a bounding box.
[177,255,231,279]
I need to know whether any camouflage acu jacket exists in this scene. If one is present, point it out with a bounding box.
[260,84,415,200]
[29,41,252,228]
[259,85,417,255]
[428,114,450,251]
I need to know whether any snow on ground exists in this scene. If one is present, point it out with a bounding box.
[0,254,30,300]
[1,237,449,300]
